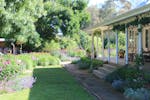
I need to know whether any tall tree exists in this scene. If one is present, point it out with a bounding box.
[36,0,90,41]
[100,0,117,20]
[117,0,132,14]
[86,5,101,27]
[0,0,45,49]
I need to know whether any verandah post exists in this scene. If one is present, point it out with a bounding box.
[96,33,99,58]
[91,33,95,59]
[116,30,119,64]
[125,24,129,65]
[138,23,142,54]
[107,31,110,62]
[102,30,105,60]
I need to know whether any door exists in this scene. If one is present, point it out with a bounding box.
[143,27,150,51]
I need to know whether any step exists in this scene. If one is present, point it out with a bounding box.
[98,67,113,73]
[93,70,106,79]
[93,64,119,79]
[103,64,117,70]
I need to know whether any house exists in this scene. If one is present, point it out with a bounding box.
[0,38,6,53]
[0,38,12,54]
[88,3,150,65]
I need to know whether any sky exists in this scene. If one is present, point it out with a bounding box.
[88,0,106,6]
[88,0,150,8]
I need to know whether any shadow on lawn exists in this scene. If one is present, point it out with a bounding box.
[28,67,94,100]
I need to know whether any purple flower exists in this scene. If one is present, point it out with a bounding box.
[0,67,2,72]
[3,60,11,66]
[32,56,37,61]
[2,76,36,92]
[19,76,36,88]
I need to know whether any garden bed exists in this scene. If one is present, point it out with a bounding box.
[72,57,104,70]
[0,66,95,100]
[105,66,150,100]
[0,53,95,100]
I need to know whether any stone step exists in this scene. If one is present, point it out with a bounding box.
[98,67,113,73]
[103,64,117,70]
[93,64,119,79]
[93,70,106,79]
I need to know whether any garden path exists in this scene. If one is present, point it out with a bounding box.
[63,63,129,100]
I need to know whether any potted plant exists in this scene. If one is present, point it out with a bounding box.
[119,49,125,58]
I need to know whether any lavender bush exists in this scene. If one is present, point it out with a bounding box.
[112,80,125,92]
[124,88,150,100]
[0,53,60,80]
[0,76,36,94]
[0,53,61,94]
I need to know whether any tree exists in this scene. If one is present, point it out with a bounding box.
[36,2,76,39]
[100,0,117,20]
[0,0,45,50]
[0,0,90,51]
[87,5,101,27]
[36,0,90,40]
[117,0,132,14]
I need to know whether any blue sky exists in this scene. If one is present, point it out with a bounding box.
[88,0,150,8]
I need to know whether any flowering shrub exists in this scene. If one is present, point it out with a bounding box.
[124,88,150,100]
[0,76,36,94]
[0,53,61,94]
[112,80,125,92]
[0,55,24,80]
[0,53,60,81]
[106,67,150,99]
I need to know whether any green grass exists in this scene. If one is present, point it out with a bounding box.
[0,66,95,100]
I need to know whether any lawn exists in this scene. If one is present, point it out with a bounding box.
[0,66,95,100]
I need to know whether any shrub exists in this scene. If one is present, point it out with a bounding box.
[92,59,103,69]
[124,88,150,100]
[79,30,92,51]
[76,57,90,69]
[60,37,71,49]
[112,80,126,92]
[0,76,36,94]
[42,40,61,59]
[144,72,150,82]
[60,54,70,61]
[74,57,103,70]
[48,56,60,65]
[38,57,50,66]
[117,67,142,80]
[76,57,91,69]
[0,55,23,80]
[76,49,86,57]
[126,79,146,89]
[105,66,150,92]
[17,54,36,69]
[50,51,61,58]
[134,54,144,70]
[37,53,60,66]
[42,40,60,53]
[105,70,120,83]
[77,61,91,69]
[0,53,60,80]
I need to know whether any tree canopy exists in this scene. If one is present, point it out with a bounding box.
[87,0,132,27]
[0,0,44,48]
[0,0,90,50]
